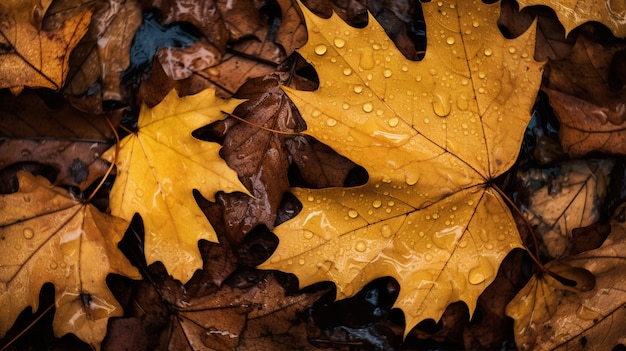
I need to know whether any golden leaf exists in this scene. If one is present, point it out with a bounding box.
[259,0,543,333]
[102,89,248,283]
[0,172,140,350]
[518,0,626,38]
[0,0,92,92]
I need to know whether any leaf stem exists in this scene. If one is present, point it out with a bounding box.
[221,111,300,135]
[85,115,119,203]
[0,303,54,351]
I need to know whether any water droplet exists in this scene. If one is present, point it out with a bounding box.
[387,200,395,207]
[334,38,345,48]
[472,20,480,28]
[343,67,352,76]
[508,46,516,54]
[425,253,433,261]
[353,85,363,94]
[405,173,418,186]
[416,75,422,82]
[497,234,505,241]
[483,48,493,56]
[355,241,366,252]
[342,103,350,110]
[446,36,455,45]
[312,109,322,117]
[298,258,306,265]
[326,118,337,127]
[461,78,469,86]
[49,261,58,270]
[23,228,34,239]
[359,47,375,69]
[401,65,409,72]
[381,225,392,238]
[314,44,327,55]
[432,93,451,117]
[423,118,430,124]
[383,69,392,78]
[348,209,358,218]
[478,71,486,79]
[362,102,373,113]
[372,200,382,208]
[429,68,437,76]
[457,94,469,110]
[304,231,314,239]
[468,258,494,285]
[388,117,399,127]
[458,240,468,248]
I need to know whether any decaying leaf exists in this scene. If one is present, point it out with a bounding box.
[517,159,614,258]
[507,202,626,351]
[0,172,141,349]
[543,35,626,157]
[260,0,543,333]
[517,0,626,38]
[102,88,249,283]
[64,0,142,103]
[0,0,92,92]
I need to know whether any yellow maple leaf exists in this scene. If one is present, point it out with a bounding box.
[102,89,248,283]
[517,0,626,38]
[259,0,544,333]
[0,0,92,92]
[0,172,141,349]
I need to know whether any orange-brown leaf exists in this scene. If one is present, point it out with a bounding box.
[0,172,140,349]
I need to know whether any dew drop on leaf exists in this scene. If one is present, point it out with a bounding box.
[388,117,399,127]
[23,228,34,239]
[326,118,337,127]
[483,48,493,56]
[362,102,373,113]
[348,209,358,218]
[446,37,455,45]
[298,258,306,265]
[314,44,327,55]
[304,231,314,239]
[359,47,375,69]
[372,200,382,208]
[353,85,363,93]
[333,38,345,48]
[383,69,392,78]
[49,261,58,270]
[355,241,366,252]
[432,93,451,117]
[380,224,392,238]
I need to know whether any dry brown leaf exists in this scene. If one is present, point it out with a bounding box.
[507,202,626,351]
[0,172,141,350]
[0,0,92,92]
[517,159,614,258]
[544,35,626,157]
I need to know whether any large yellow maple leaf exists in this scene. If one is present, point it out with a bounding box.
[103,89,248,283]
[260,0,544,332]
[0,172,141,349]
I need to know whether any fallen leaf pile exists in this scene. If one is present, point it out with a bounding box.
[1,0,626,350]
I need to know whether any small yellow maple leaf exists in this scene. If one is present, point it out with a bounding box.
[102,89,248,283]
[260,0,544,333]
[0,1,92,92]
[518,0,626,38]
[0,172,141,350]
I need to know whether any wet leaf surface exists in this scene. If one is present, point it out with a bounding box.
[260,0,543,333]
[0,172,140,349]
[102,88,249,283]
[0,0,92,92]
